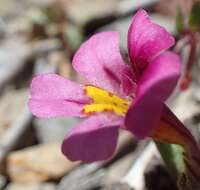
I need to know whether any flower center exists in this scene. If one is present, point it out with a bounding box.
[83,85,130,116]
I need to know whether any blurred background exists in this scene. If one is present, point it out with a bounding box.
[0,0,199,189]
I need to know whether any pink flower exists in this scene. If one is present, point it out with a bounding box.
[28,9,181,162]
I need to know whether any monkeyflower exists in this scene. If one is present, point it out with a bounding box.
[28,9,181,162]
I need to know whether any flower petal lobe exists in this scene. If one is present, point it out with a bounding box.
[28,74,89,117]
[125,52,181,138]
[73,32,133,96]
[62,114,123,162]
[128,9,175,73]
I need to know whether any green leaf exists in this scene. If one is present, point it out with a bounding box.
[176,5,184,34]
[189,1,200,31]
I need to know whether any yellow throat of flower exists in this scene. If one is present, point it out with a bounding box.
[83,85,130,116]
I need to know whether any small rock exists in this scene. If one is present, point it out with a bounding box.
[0,175,7,189]
[7,143,79,183]
[61,0,159,26]
[32,40,62,56]
[102,183,134,190]
[192,85,200,103]
[58,163,105,190]
[171,86,200,122]
[0,89,28,137]
[122,142,159,190]
[104,153,135,185]
[0,40,31,92]
[62,0,121,26]
[34,117,80,143]
[5,17,32,38]
[5,182,56,190]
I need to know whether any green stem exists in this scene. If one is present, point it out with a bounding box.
[154,140,185,180]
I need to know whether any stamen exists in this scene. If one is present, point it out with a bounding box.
[83,85,130,116]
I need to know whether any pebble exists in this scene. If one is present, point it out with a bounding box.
[7,143,79,183]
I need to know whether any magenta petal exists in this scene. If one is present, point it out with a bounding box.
[28,74,89,118]
[128,9,175,72]
[62,114,123,162]
[125,52,181,138]
[73,32,133,96]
